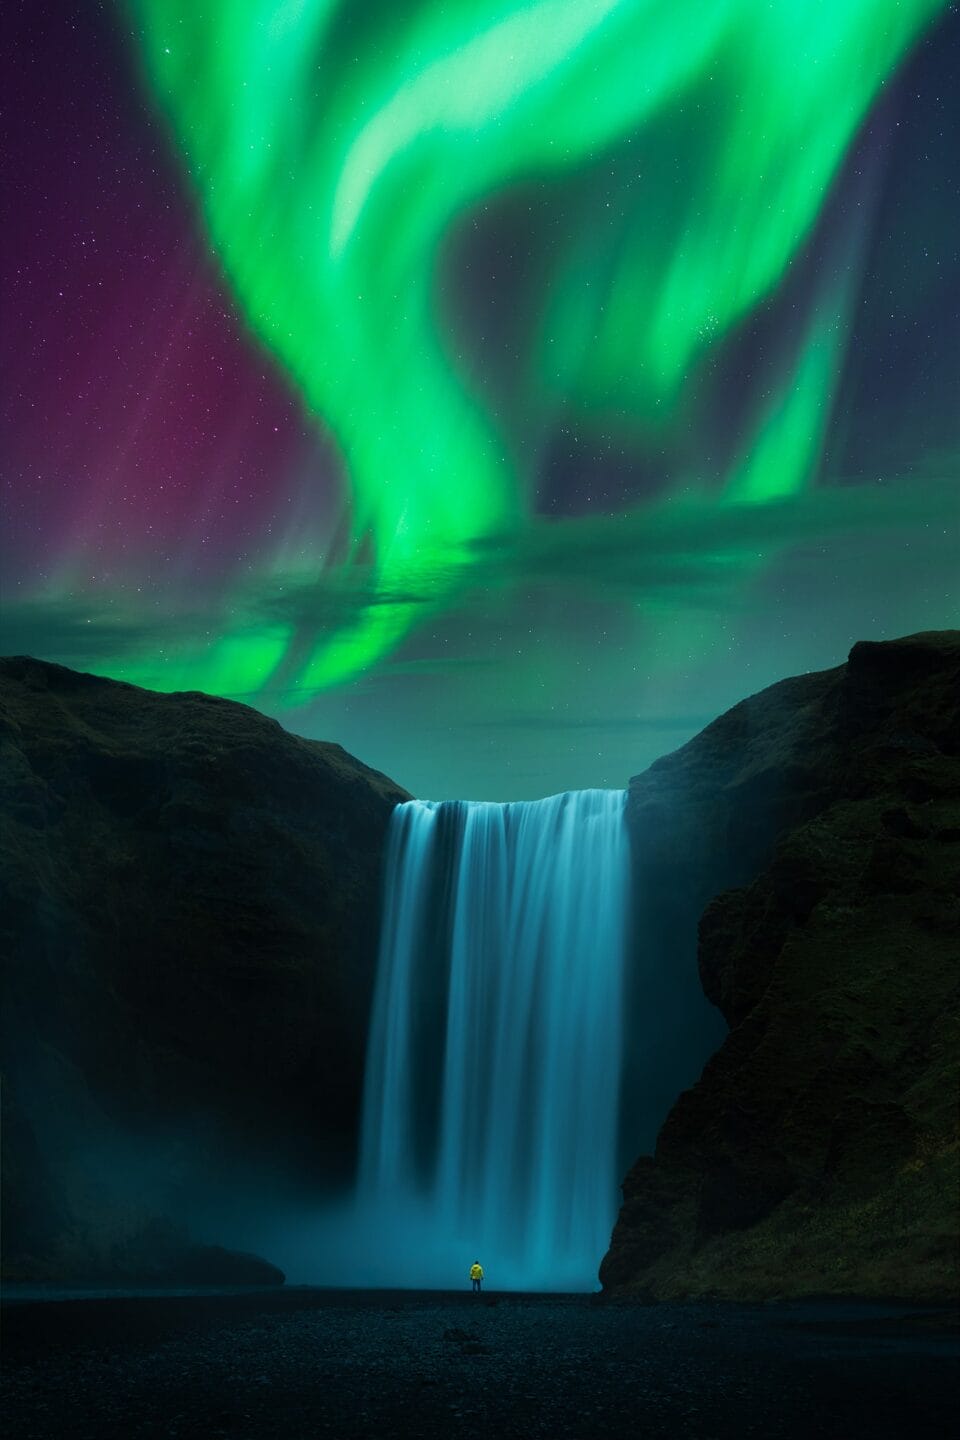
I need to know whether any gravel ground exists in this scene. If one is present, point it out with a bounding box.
[2,1289,957,1440]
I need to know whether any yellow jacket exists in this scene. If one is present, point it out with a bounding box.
[470,1263,483,1280]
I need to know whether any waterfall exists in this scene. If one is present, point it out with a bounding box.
[355,789,630,1291]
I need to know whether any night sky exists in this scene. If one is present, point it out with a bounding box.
[3,1,958,799]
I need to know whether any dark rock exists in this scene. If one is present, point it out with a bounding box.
[0,656,409,1281]
[166,1245,285,1287]
[604,630,960,1302]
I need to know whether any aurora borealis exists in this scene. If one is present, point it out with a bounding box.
[3,1,958,797]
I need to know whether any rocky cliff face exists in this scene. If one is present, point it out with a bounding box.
[4,639,957,1296]
[603,631,960,1301]
[0,657,409,1281]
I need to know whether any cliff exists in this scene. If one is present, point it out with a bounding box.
[0,657,409,1282]
[4,637,958,1297]
[602,631,960,1301]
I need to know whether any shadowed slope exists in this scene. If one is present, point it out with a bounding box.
[604,631,960,1301]
[0,656,408,1280]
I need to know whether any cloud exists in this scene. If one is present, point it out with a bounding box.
[377,656,498,676]
[0,571,435,676]
[0,596,215,665]
[474,713,715,732]
[466,477,960,602]
[2,475,954,687]
[249,575,437,629]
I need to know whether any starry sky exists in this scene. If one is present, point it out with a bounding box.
[3,1,958,799]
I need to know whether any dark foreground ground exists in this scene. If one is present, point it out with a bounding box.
[2,1288,958,1440]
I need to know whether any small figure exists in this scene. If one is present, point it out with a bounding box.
[470,1260,484,1294]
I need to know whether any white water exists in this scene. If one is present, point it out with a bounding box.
[354,789,630,1291]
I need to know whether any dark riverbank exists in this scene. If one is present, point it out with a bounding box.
[3,1289,957,1439]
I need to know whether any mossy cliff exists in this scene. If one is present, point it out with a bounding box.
[603,631,959,1301]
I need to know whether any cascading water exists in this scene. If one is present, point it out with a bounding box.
[354,789,630,1291]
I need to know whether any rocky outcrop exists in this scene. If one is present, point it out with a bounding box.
[0,656,409,1282]
[603,631,960,1301]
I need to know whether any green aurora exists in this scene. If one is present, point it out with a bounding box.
[112,0,950,699]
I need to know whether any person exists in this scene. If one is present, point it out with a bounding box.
[470,1260,483,1294]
